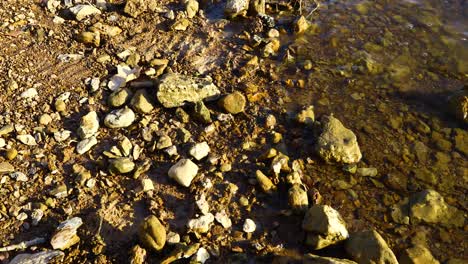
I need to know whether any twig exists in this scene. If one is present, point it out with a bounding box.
[306,0,321,19]
[0,237,46,252]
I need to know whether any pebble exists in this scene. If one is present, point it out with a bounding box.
[215,210,232,228]
[193,101,212,124]
[187,213,214,233]
[345,230,398,264]
[131,89,154,114]
[399,244,440,264]
[288,184,309,212]
[55,100,66,112]
[156,135,173,149]
[243,218,256,233]
[17,134,37,146]
[76,136,98,154]
[39,114,53,125]
[108,88,132,107]
[296,105,315,125]
[255,170,276,193]
[69,4,102,21]
[5,149,18,160]
[109,158,135,174]
[196,194,210,215]
[0,138,4,148]
[189,142,210,160]
[104,107,136,128]
[225,0,249,18]
[193,247,210,264]
[31,209,44,226]
[20,88,38,99]
[77,111,100,139]
[295,15,310,34]
[54,130,71,142]
[166,232,180,244]
[50,217,83,250]
[186,0,199,18]
[165,145,178,156]
[168,159,199,187]
[141,178,154,192]
[139,215,166,252]
[0,125,14,136]
[218,91,246,114]
[11,171,28,182]
[357,167,378,177]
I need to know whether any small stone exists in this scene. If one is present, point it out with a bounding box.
[189,142,210,160]
[165,145,178,156]
[215,210,232,228]
[50,184,68,198]
[295,16,310,34]
[218,92,246,114]
[11,171,28,182]
[76,31,100,46]
[50,217,83,250]
[141,178,154,191]
[157,135,172,149]
[31,209,44,226]
[39,114,53,125]
[255,170,276,193]
[345,230,398,264]
[6,149,18,160]
[131,89,154,114]
[188,213,215,233]
[139,215,166,251]
[243,218,256,233]
[196,194,210,215]
[225,0,249,18]
[20,88,38,99]
[288,184,309,212]
[17,134,37,146]
[0,162,14,174]
[356,167,378,177]
[104,107,136,128]
[267,29,280,38]
[175,108,190,123]
[186,0,199,18]
[130,245,147,264]
[109,158,135,174]
[76,136,98,154]
[316,115,362,164]
[172,18,191,31]
[108,88,132,107]
[69,5,102,21]
[302,205,349,250]
[168,159,199,187]
[193,101,211,124]
[55,100,66,112]
[296,105,315,125]
[0,125,14,136]
[399,244,440,264]
[193,247,210,264]
[77,111,100,139]
[166,232,180,244]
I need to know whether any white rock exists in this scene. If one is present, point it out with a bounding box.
[166,231,180,244]
[165,145,178,156]
[141,178,154,192]
[11,171,28,182]
[0,138,5,148]
[189,142,210,160]
[215,210,232,228]
[168,159,199,187]
[86,178,96,188]
[187,213,214,233]
[196,194,210,215]
[54,130,71,142]
[76,136,98,154]
[51,217,83,250]
[243,218,256,233]
[77,111,99,139]
[17,134,37,145]
[31,209,44,226]
[69,4,102,21]
[193,247,210,264]
[108,65,140,91]
[17,212,28,221]
[20,88,38,99]
[104,107,135,128]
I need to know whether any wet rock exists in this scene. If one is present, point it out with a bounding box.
[77,111,99,139]
[188,213,215,233]
[302,205,349,250]
[193,101,212,123]
[250,0,265,15]
[108,88,132,107]
[296,105,315,126]
[399,244,440,264]
[186,0,199,18]
[168,159,199,187]
[243,218,256,233]
[17,134,37,146]
[316,115,362,164]
[447,87,467,124]
[189,142,210,160]
[157,73,220,108]
[76,136,97,154]
[139,215,166,251]
[131,89,154,114]
[109,158,135,174]
[69,5,101,21]
[409,189,464,227]
[124,0,158,18]
[0,162,14,174]
[50,217,83,250]
[225,0,249,18]
[262,38,280,57]
[345,230,398,264]
[304,254,358,264]
[104,107,136,128]
[288,184,309,212]
[215,210,232,228]
[255,170,276,193]
[218,92,246,114]
[9,250,64,264]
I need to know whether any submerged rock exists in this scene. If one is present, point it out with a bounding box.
[409,189,464,227]
[139,215,166,251]
[345,230,398,264]
[157,73,220,108]
[302,205,349,250]
[316,115,362,164]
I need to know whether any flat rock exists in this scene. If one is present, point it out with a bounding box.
[139,215,166,251]
[17,134,37,146]
[50,217,83,250]
[0,162,14,174]
[168,159,199,187]
[77,111,99,139]
[69,5,101,21]
[109,158,135,174]
[345,230,398,264]
[104,107,136,128]
[409,189,465,227]
[302,205,349,250]
[76,136,98,154]
[316,115,362,164]
[157,73,220,108]
[399,244,440,264]
[9,250,64,264]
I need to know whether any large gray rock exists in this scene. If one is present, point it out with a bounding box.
[304,254,357,264]
[399,245,440,264]
[316,116,362,164]
[157,73,220,108]
[409,189,464,227]
[345,230,398,264]
[302,205,349,250]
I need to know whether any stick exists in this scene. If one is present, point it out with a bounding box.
[0,237,46,252]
